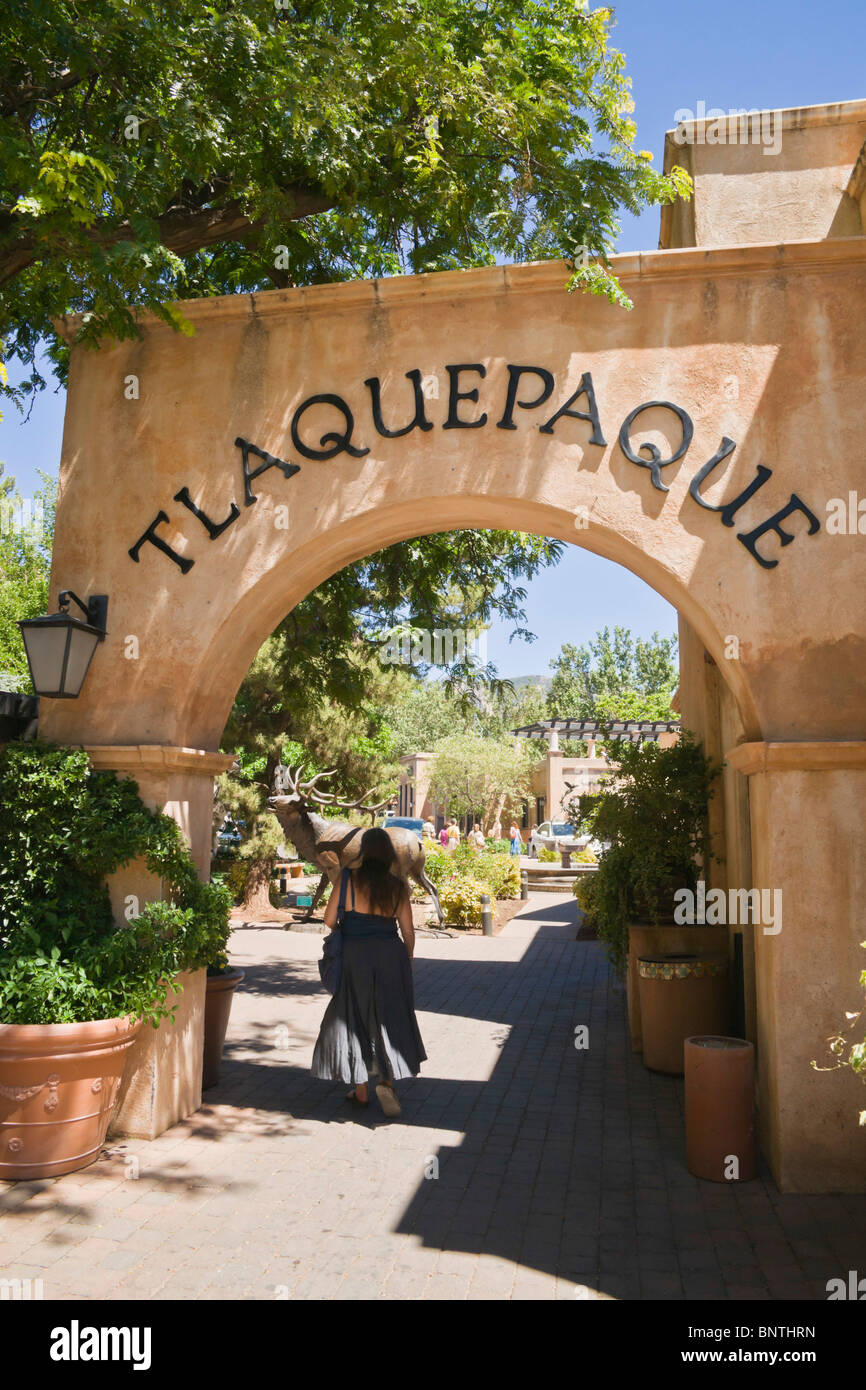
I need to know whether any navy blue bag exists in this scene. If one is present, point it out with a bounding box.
[318,869,349,995]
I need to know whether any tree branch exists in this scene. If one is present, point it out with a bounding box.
[1,68,95,119]
[0,185,334,287]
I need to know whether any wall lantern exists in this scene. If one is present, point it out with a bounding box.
[18,591,108,699]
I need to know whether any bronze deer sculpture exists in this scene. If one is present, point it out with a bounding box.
[267,764,444,925]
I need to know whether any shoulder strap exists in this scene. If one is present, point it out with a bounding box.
[336,868,350,924]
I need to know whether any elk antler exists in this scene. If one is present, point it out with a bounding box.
[298,768,339,796]
[329,787,398,825]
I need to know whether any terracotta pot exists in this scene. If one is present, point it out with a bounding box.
[0,1015,142,1180]
[637,953,731,1074]
[203,969,244,1090]
[289,864,304,879]
[627,923,729,1052]
[685,1035,757,1182]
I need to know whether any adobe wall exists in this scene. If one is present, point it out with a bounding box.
[39,186,866,1185]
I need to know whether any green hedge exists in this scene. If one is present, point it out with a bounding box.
[0,743,232,1026]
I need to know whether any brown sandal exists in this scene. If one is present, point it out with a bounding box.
[346,1088,368,1106]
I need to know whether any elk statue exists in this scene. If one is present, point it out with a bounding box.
[267,764,444,925]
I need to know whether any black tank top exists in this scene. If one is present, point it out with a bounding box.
[339,871,399,938]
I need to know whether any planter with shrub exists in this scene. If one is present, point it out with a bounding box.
[569,733,730,1059]
[0,743,232,1179]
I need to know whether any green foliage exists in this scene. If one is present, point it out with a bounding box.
[0,466,56,691]
[211,854,281,908]
[478,852,520,901]
[575,847,597,864]
[437,872,495,928]
[422,842,519,917]
[811,941,866,1126]
[0,742,232,1025]
[428,730,532,826]
[386,680,462,759]
[547,626,679,747]
[571,733,719,975]
[537,847,559,863]
[573,869,599,919]
[1,1,690,406]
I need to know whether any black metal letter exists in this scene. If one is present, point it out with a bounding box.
[497,366,556,431]
[290,395,370,461]
[717,466,774,528]
[128,510,194,574]
[688,438,738,511]
[618,401,694,492]
[235,436,301,506]
[173,486,240,539]
[539,372,606,446]
[443,364,487,429]
[737,495,821,569]
[365,370,433,439]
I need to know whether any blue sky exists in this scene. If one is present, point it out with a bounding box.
[3,1,864,679]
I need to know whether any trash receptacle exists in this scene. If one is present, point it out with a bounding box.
[685,1035,757,1182]
[637,953,731,1074]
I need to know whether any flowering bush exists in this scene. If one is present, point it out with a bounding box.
[437,873,495,927]
[421,844,519,903]
[476,852,520,899]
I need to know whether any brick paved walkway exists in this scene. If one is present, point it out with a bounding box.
[2,894,864,1301]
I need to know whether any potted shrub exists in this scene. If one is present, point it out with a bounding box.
[567,733,730,1063]
[0,742,232,1179]
[201,951,245,1091]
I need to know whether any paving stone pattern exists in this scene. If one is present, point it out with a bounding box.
[2,894,864,1301]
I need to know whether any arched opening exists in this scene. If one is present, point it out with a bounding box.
[186,498,761,752]
[200,517,764,1295]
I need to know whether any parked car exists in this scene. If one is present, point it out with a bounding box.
[380,815,425,842]
[528,820,588,857]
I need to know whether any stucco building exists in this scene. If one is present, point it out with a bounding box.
[40,98,866,1191]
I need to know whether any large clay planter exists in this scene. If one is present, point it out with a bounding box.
[627,923,729,1053]
[637,954,731,1075]
[685,1036,757,1182]
[0,1016,142,1180]
[202,969,244,1090]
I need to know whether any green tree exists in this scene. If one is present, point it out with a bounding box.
[428,730,532,831]
[548,624,678,729]
[0,465,56,690]
[384,679,462,758]
[1,0,690,404]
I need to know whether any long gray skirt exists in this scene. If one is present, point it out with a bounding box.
[311,932,426,1084]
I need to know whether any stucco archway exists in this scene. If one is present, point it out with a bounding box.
[40,238,866,1191]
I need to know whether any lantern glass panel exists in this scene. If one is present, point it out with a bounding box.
[63,626,100,695]
[22,623,70,696]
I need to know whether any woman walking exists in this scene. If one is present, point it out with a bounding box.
[509,822,523,857]
[311,828,426,1117]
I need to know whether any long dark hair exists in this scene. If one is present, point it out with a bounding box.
[353,828,403,917]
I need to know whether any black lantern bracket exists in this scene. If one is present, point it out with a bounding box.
[58,591,109,638]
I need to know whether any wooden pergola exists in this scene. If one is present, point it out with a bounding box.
[511,717,681,743]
